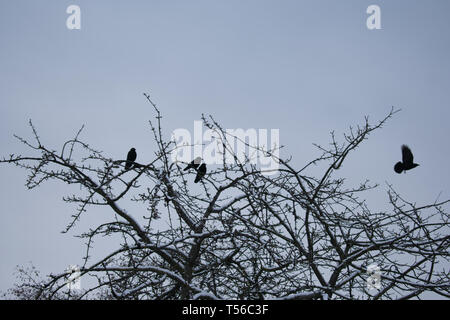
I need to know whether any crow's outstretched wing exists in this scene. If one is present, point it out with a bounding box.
[401,145,414,165]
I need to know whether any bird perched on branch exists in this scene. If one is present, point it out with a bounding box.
[125,148,137,170]
[394,145,419,174]
[194,163,207,183]
[184,157,202,171]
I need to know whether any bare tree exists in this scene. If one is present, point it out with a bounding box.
[1,95,449,300]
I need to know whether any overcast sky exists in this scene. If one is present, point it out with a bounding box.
[1,0,449,296]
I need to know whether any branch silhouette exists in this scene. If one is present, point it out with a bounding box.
[1,99,449,300]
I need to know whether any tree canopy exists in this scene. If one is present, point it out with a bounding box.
[1,96,449,300]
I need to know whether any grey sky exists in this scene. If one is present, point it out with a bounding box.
[1,0,449,295]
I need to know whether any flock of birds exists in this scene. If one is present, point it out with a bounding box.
[122,144,419,183]
[124,149,207,183]
[183,156,207,183]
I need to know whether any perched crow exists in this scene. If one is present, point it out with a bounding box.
[194,163,207,183]
[394,145,419,174]
[125,148,137,170]
[184,157,202,171]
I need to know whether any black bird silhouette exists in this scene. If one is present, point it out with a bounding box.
[194,163,207,183]
[125,148,137,170]
[184,157,202,171]
[394,145,419,174]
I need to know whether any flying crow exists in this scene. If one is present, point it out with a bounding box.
[394,145,419,174]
